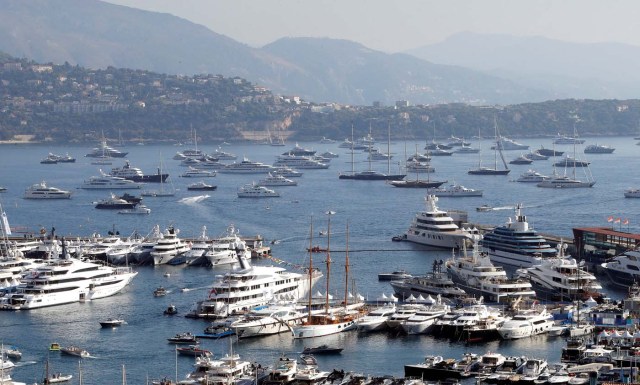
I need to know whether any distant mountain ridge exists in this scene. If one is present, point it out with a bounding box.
[0,0,548,105]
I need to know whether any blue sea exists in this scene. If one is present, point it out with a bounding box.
[0,136,638,384]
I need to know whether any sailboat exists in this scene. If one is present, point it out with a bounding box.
[468,118,510,175]
[537,127,595,188]
[389,144,447,188]
[141,159,176,197]
[339,123,406,180]
[291,214,363,338]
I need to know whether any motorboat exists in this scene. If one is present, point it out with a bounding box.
[117,204,151,215]
[476,204,493,212]
[49,343,61,351]
[237,183,280,198]
[385,303,428,330]
[624,188,640,198]
[23,181,72,199]
[427,146,454,156]
[272,166,303,178]
[446,136,470,147]
[204,224,252,267]
[554,133,585,145]
[367,147,392,161]
[40,154,59,164]
[319,136,336,144]
[85,139,127,158]
[454,144,480,153]
[109,160,168,183]
[187,181,217,191]
[378,270,412,281]
[390,260,467,300]
[176,345,211,357]
[265,355,298,385]
[426,183,483,197]
[167,332,198,344]
[401,298,451,335]
[537,146,564,157]
[60,345,90,358]
[219,157,275,173]
[318,151,339,158]
[257,173,297,186]
[405,160,435,173]
[601,248,640,288]
[231,303,306,338]
[164,304,177,315]
[509,154,533,165]
[302,345,343,354]
[584,144,615,154]
[356,303,397,332]
[203,323,234,338]
[497,305,555,339]
[524,150,549,160]
[404,353,480,379]
[99,318,126,328]
[0,258,137,310]
[44,372,73,384]
[95,194,137,209]
[517,169,548,183]
[80,171,143,189]
[388,178,447,188]
[492,136,529,150]
[150,226,190,265]
[181,167,216,178]
[403,194,480,249]
[446,242,536,303]
[553,156,590,168]
[0,346,22,360]
[479,204,559,267]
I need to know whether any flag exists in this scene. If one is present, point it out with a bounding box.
[624,219,629,225]
[1,211,10,235]
[614,218,621,224]
[607,216,614,223]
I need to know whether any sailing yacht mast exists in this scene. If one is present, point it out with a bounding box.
[307,217,314,318]
[325,211,335,315]
[344,222,350,309]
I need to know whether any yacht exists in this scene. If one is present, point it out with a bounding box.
[85,139,128,158]
[80,171,143,189]
[516,170,548,183]
[318,151,339,158]
[319,137,336,144]
[339,170,406,180]
[524,150,549,160]
[537,146,564,157]
[405,160,435,173]
[479,204,559,267]
[401,298,450,335]
[189,258,322,319]
[404,194,480,249]
[389,178,447,188]
[213,147,237,160]
[237,183,280,198]
[272,167,303,178]
[117,205,151,215]
[509,154,533,165]
[424,141,452,150]
[257,173,298,186]
[109,161,168,183]
[218,157,275,174]
[0,258,137,309]
[204,225,252,267]
[181,167,216,178]
[625,188,640,198]
[94,194,137,209]
[23,181,72,199]
[284,143,316,156]
[601,249,640,288]
[454,144,480,154]
[426,183,483,197]
[181,226,210,265]
[446,244,537,303]
[356,303,397,333]
[584,144,615,154]
[515,256,604,302]
[427,146,454,156]
[492,137,529,150]
[553,133,585,145]
[438,303,506,339]
[537,174,596,188]
[231,303,307,338]
[186,181,217,191]
[150,226,191,265]
[273,154,328,169]
[367,147,392,161]
[553,156,590,168]
[497,305,555,339]
[390,261,467,300]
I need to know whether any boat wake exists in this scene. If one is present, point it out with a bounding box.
[14,360,38,367]
[179,195,210,204]
[180,285,209,292]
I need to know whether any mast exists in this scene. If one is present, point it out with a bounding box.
[307,216,314,321]
[325,211,335,315]
[350,124,355,174]
[344,222,350,309]
[494,116,510,171]
[387,122,391,175]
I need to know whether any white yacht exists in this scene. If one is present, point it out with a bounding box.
[624,188,640,198]
[601,248,640,289]
[23,181,72,199]
[230,303,307,338]
[257,173,297,186]
[356,303,397,333]
[150,226,191,265]
[515,255,604,302]
[80,171,143,189]
[182,225,210,265]
[272,166,303,178]
[537,174,596,188]
[190,258,322,319]
[516,170,548,183]
[237,183,280,198]
[404,194,480,249]
[181,167,216,178]
[85,139,128,158]
[497,305,555,339]
[204,225,252,267]
[0,258,137,309]
[554,133,585,145]
[446,244,536,303]
[385,303,428,330]
[213,147,237,160]
[406,160,435,173]
[454,144,480,154]
[426,183,483,197]
[492,136,529,150]
[480,204,559,267]
[401,298,450,335]
[285,143,316,156]
[117,205,151,215]
[390,261,467,300]
[273,154,329,169]
[584,144,615,154]
[218,157,275,174]
[109,160,168,183]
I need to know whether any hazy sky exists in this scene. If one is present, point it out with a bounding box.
[105,0,640,52]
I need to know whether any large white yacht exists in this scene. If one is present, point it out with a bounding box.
[80,171,143,189]
[356,303,397,333]
[204,225,251,267]
[401,298,450,335]
[479,204,558,267]
[189,259,322,319]
[150,226,191,265]
[257,173,298,187]
[601,248,640,288]
[85,139,128,158]
[274,154,328,169]
[497,305,555,339]
[237,183,280,198]
[445,244,536,304]
[0,258,137,309]
[230,303,307,338]
[516,170,548,183]
[492,136,529,150]
[403,194,480,249]
[23,181,72,199]
[109,160,168,183]
[218,157,274,174]
[515,254,604,302]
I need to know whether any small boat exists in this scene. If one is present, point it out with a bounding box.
[476,204,493,212]
[202,323,235,339]
[176,345,212,357]
[306,245,328,253]
[49,342,61,351]
[187,181,217,191]
[302,345,343,355]
[167,332,198,344]
[99,318,126,328]
[60,345,90,358]
[118,204,151,215]
[299,354,318,365]
[0,346,22,360]
[378,270,412,281]
[164,304,178,315]
[44,373,73,384]
[154,286,167,297]
[509,155,533,165]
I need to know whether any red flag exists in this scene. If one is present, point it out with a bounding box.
[607,216,614,222]
[624,219,629,225]
[614,218,621,224]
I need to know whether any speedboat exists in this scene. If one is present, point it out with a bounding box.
[176,345,211,357]
[187,181,217,191]
[476,204,493,212]
[99,318,126,328]
[302,345,343,355]
[167,332,198,344]
[60,345,90,358]
[237,183,280,198]
[23,181,72,199]
[426,183,483,197]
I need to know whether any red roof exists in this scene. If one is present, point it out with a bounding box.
[574,227,640,241]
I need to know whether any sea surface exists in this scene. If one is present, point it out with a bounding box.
[0,136,639,384]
